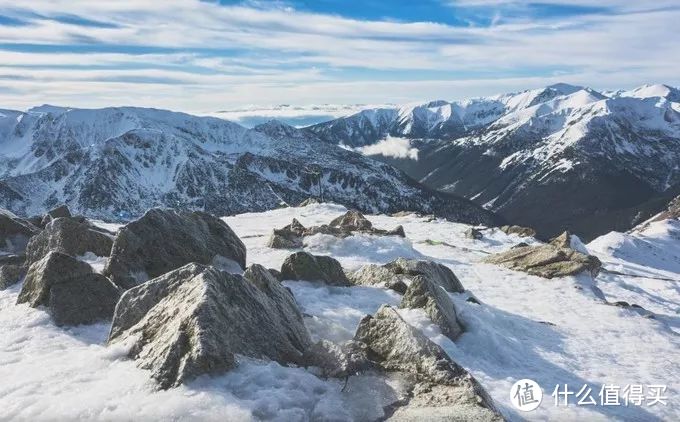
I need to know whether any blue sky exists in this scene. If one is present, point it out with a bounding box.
[0,0,677,114]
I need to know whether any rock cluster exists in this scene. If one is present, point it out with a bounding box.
[484,231,601,278]
[499,225,537,238]
[267,210,405,249]
[0,209,38,254]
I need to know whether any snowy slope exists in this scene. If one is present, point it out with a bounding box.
[308,83,680,240]
[1,203,677,421]
[0,106,498,226]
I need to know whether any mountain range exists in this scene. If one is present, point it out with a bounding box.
[0,105,497,226]
[307,83,680,240]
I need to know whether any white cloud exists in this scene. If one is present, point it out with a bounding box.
[354,137,420,160]
[0,0,676,113]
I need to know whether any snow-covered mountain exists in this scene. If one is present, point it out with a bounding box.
[0,105,498,226]
[308,83,680,240]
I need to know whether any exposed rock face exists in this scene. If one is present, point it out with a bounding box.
[400,277,464,340]
[280,251,350,286]
[104,209,246,289]
[350,258,465,295]
[330,210,373,231]
[465,227,483,240]
[41,205,72,226]
[267,211,405,250]
[266,218,305,249]
[385,258,465,293]
[484,233,602,278]
[108,263,312,389]
[0,209,38,254]
[49,273,121,326]
[349,264,408,293]
[17,251,120,325]
[0,254,26,290]
[354,306,501,421]
[18,252,93,306]
[26,217,113,266]
[500,225,537,238]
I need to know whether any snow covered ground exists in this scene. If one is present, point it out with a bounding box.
[1,203,678,421]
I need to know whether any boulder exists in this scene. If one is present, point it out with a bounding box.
[303,339,373,378]
[500,225,536,238]
[385,258,465,293]
[17,251,120,325]
[349,264,408,294]
[17,251,93,307]
[354,306,501,421]
[400,277,464,340]
[330,210,373,231]
[0,254,26,290]
[280,251,350,286]
[41,204,72,226]
[49,272,121,326]
[108,263,312,389]
[26,217,113,266]
[104,209,246,289]
[266,218,305,249]
[298,197,320,207]
[464,227,483,240]
[484,242,601,279]
[0,209,39,254]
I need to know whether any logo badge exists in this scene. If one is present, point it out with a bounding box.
[511,379,543,411]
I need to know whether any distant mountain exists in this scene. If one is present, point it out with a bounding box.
[308,83,680,240]
[0,106,499,226]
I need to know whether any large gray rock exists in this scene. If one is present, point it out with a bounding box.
[400,277,464,340]
[349,264,408,294]
[464,227,483,240]
[354,306,501,421]
[104,209,246,289]
[49,273,121,326]
[0,254,26,290]
[266,218,305,249]
[26,217,113,266]
[280,251,350,286]
[484,233,601,279]
[17,251,120,325]
[17,251,93,307]
[108,263,312,389]
[385,258,465,293]
[329,210,374,231]
[303,339,373,378]
[41,204,72,227]
[0,209,39,254]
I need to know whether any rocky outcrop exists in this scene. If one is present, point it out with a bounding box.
[108,263,311,389]
[267,211,405,249]
[280,251,350,286]
[350,258,465,295]
[400,277,464,340]
[41,204,72,226]
[354,306,501,421]
[500,225,536,238]
[1,209,39,254]
[104,209,246,289]
[26,217,113,266]
[349,264,409,293]
[266,218,305,249]
[17,251,120,325]
[465,227,483,240]
[484,232,602,278]
[385,258,465,293]
[0,254,26,290]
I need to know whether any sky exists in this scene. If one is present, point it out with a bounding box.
[0,0,677,116]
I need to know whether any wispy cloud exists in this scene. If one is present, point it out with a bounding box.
[0,0,676,113]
